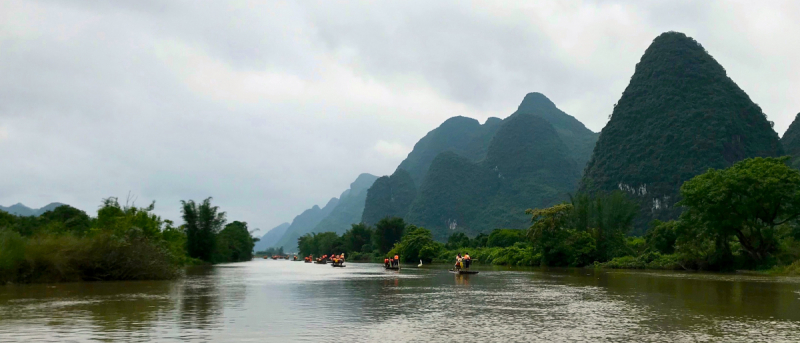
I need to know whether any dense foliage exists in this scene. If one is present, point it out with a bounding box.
[215,221,257,262]
[295,218,407,261]
[0,199,184,283]
[181,198,227,262]
[0,197,259,283]
[580,31,784,233]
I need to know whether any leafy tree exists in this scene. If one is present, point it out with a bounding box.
[645,220,678,254]
[570,192,638,260]
[181,197,226,262]
[487,229,526,248]
[446,232,471,249]
[388,226,443,263]
[526,204,575,265]
[679,157,800,262]
[342,223,373,253]
[374,217,406,253]
[215,221,256,262]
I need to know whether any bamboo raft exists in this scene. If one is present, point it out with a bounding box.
[384,266,400,271]
[449,269,479,275]
[331,264,346,268]
[314,260,327,264]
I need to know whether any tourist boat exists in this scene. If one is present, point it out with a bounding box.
[314,260,327,264]
[449,269,479,275]
[384,266,400,271]
[263,256,268,259]
[331,263,346,268]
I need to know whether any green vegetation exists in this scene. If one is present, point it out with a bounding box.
[406,112,581,239]
[781,113,800,169]
[295,217,408,261]
[580,31,784,233]
[0,197,258,283]
[363,93,597,238]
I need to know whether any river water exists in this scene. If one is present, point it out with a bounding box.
[1,260,800,342]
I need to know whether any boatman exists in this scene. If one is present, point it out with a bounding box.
[464,253,471,269]
[394,254,400,267]
[384,258,390,268]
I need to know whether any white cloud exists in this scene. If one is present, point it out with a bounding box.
[372,140,412,160]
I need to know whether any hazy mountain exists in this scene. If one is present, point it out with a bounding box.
[0,202,66,216]
[253,222,290,252]
[274,197,340,251]
[312,173,378,234]
[782,113,800,169]
[580,31,784,233]
[406,112,581,240]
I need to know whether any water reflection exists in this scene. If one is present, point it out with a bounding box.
[1,260,799,342]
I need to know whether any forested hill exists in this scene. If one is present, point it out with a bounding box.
[274,197,339,251]
[361,169,417,226]
[253,222,290,252]
[513,92,599,169]
[311,173,378,234]
[362,93,597,229]
[0,202,66,216]
[580,31,784,233]
[396,116,503,186]
[406,112,581,240]
[782,113,800,169]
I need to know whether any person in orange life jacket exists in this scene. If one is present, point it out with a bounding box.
[455,253,463,270]
[393,254,400,267]
[463,253,471,269]
[384,258,390,268]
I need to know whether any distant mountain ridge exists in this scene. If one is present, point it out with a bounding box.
[0,202,66,216]
[362,92,598,233]
[253,222,290,252]
[273,173,378,251]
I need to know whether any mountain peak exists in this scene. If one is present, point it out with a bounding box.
[517,92,556,113]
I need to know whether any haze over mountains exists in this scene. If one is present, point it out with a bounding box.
[265,31,796,252]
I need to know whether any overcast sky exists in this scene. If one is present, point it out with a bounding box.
[1,1,798,233]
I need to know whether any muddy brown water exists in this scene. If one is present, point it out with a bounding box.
[1,260,799,342]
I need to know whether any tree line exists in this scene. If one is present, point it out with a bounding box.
[295,157,800,274]
[0,197,258,283]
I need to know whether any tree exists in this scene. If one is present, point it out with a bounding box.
[679,157,800,262]
[388,226,443,263]
[215,221,256,262]
[526,204,574,265]
[342,223,373,253]
[373,217,406,253]
[181,198,226,262]
[487,229,526,248]
[446,232,471,249]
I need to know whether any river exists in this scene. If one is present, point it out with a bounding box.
[1,260,799,342]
